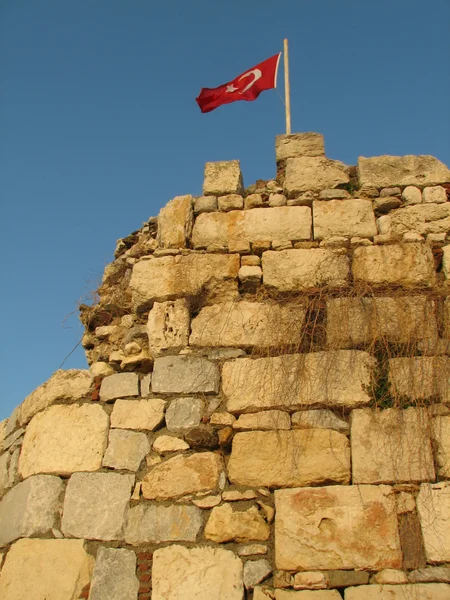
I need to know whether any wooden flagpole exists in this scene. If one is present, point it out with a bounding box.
[284,38,291,134]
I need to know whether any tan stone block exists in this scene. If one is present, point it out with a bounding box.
[262,249,349,291]
[371,569,408,584]
[18,369,91,426]
[276,133,325,161]
[389,357,450,402]
[147,299,190,354]
[222,351,375,413]
[99,372,139,402]
[291,410,349,434]
[0,538,93,600]
[390,203,450,236]
[351,408,435,484]
[275,591,342,599]
[293,571,328,590]
[228,430,350,488]
[352,243,436,286]
[141,452,224,500]
[275,485,401,571]
[129,254,240,310]
[110,399,166,431]
[284,157,349,194]
[433,416,450,478]
[402,185,422,205]
[358,155,450,188]
[190,301,306,348]
[423,186,447,204]
[203,160,244,195]
[19,404,109,478]
[417,482,450,562]
[157,195,193,248]
[326,296,437,348]
[102,429,150,471]
[152,435,189,453]
[345,584,450,599]
[313,199,377,240]
[218,194,244,211]
[152,545,243,599]
[239,265,262,283]
[204,503,270,542]
[233,410,291,430]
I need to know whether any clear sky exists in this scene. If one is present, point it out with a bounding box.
[1,0,449,421]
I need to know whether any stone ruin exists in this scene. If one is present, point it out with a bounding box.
[1,132,450,599]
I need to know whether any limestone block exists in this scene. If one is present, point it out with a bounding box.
[61,472,134,541]
[190,301,306,348]
[222,351,375,413]
[191,206,312,249]
[275,591,342,599]
[203,160,244,195]
[0,538,93,600]
[358,155,450,188]
[147,299,190,354]
[243,559,272,589]
[345,584,450,599]
[194,195,217,214]
[390,203,450,236]
[326,571,369,588]
[110,398,166,431]
[291,410,349,434]
[205,503,270,543]
[18,369,91,426]
[124,503,202,544]
[228,430,350,488]
[262,249,349,291]
[90,362,114,378]
[99,372,139,402]
[223,490,257,501]
[423,185,447,204]
[352,243,436,286]
[269,193,287,206]
[402,185,422,205]
[284,157,349,194]
[313,200,377,240]
[141,452,224,500]
[210,412,236,427]
[152,545,244,600]
[102,429,150,471]
[371,569,408,584]
[152,435,189,452]
[88,547,138,600]
[239,265,262,283]
[327,296,437,348]
[152,356,219,394]
[275,485,401,570]
[0,475,63,547]
[19,404,109,478]
[276,132,325,161]
[218,194,244,211]
[351,408,435,484]
[238,544,268,556]
[233,410,291,430]
[192,494,222,508]
[0,420,7,452]
[444,245,450,279]
[0,452,9,497]
[433,416,450,478]
[129,253,240,310]
[417,482,450,562]
[165,397,204,431]
[293,572,328,589]
[157,194,193,248]
[389,357,450,402]
[408,567,450,583]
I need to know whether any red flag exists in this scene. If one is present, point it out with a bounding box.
[196,53,281,113]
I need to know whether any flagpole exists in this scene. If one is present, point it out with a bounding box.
[283,38,291,135]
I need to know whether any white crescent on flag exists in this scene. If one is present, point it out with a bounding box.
[237,69,262,94]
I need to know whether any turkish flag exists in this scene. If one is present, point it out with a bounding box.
[196,53,281,113]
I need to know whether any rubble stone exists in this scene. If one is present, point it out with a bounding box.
[402,186,422,205]
[165,397,204,432]
[244,559,272,589]
[99,373,139,402]
[102,429,150,471]
[205,503,270,542]
[194,195,217,214]
[147,299,190,354]
[152,435,189,452]
[432,416,450,478]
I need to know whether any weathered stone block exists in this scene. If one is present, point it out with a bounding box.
[358,155,450,188]
[390,203,450,236]
[102,429,150,471]
[152,434,189,452]
[275,485,401,570]
[389,357,450,402]
[417,482,450,562]
[203,160,243,195]
[423,185,447,204]
[275,592,341,599]
[152,545,243,600]
[147,299,190,354]
[218,193,244,211]
[124,504,202,544]
[222,351,375,412]
[352,243,436,286]
[110,398,166,431]
[61,472,134,541]
[345,584,450,599]
[89,547,139,600]
[165,397,204,432]
[190,301,306,348]
[284,157,349,194]
[233,410,291,430]
[262,249,349,291]
[205,503,270,543]
[433,416,450,478]
[0,475,63,547]
[351,408,435,484]
[141,452,224,500]
[0,452,9,497]
[18,369,91,426]
[157,194,193,248]
[313,200,377,240]
[228,430,350,488]
[327,296,437,348]
[99,372,139,402]
[194,195,217,213]
[130,253,240,310]
[152,356,219,394]
[291,409,349,434]
[408,567,450,583]
[0,539,93,600]
[276,132,325,161]
[19,404,109,478]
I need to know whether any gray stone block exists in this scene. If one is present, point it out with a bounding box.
[99,373,139,402]
[124,504,202,545]
[152,356,219,394]
[89,547,139,600]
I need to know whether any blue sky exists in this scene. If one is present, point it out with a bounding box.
[1,0,449,420]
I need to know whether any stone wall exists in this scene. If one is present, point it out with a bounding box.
[1,133,450,599]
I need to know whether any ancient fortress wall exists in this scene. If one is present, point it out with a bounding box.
[1,133,450,599]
